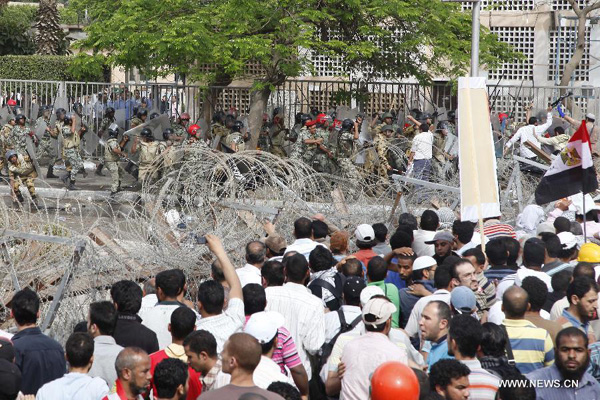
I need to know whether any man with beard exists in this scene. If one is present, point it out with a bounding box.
[102,347,152,400]
[555,276,598,344]
[527,327,600,398]
[153,358,189,400]
[425,232,459,266]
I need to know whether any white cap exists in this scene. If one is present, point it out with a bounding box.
[362,297,397,327]
[244,311,285,344]
[413,256,436,271]
[360,285,385,307]
[557,231,578,250]
[568,193,600,215]
[355,224,375,242]
[587,113,596,121]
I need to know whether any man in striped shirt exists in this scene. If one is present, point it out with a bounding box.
[484,238,517,282]
[476,216,516,239]
[502,286,555,374]
[448,314,499,400]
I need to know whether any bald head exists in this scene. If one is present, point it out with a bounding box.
[115,347,149,378]
[502,286,529,318]
[223,333,261,373]
[246,241,266,266]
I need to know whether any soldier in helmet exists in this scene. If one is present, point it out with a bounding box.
[8,114,36,156]
[224,121,246,153]
[333,118,360,177]
[171,112,190,139]
[0,115,16,174]
[130,109,148,128]
[314,114,334,172]
[258,123,272,153]
[290,117,313,161]
[104,123,129,196]
[6,149,37,204]
[270,110,288,157]
[370,111,399,137]
[373,124,403,187]
[183,124,207,161]
[59,114,85,190]
[210,111,227,150]
[35,106,59,178]
[130,127,165,184]
[94,107,117,176]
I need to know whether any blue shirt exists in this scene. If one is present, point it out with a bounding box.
[427,335,453,371]
[561,309,591,335]
[398,280,435,329]
[484,267,516,282]
[527,364,600,400]
[385,271,406,291]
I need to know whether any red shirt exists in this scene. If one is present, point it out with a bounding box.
[352,249,377,268]
[149,349,203,400]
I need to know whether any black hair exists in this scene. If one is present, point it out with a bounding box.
[398,213,418,230]
[372,223,388,243]
[528,116,538,125]
[11,287,39,325]
[449,259,472,281]
[480,322,508,357]
[420,210,439,231]
[556,326,589,348]
[539,232,561,258]
[342,258,364,278]
[449,314,482,358]
[294,217,312,239]
[262,260,285,286]
[356,239,376,249]
[566,276,598,305]
[267,382,302,400]
[110,280,143,314]
[211,260,226,283]
[434,264,453,289]
[66,332,94,368]
[197,280,225,314]
[521,276,548,312]
[285,254,309,283]
[485,238,508,266]
[573,262,596,279]
[523,238,545,267]
[419,123,430,132]
[243,284,266,315]
[452,221,474,244]
[73,320,88,333]
[311,220,328,240]
[89,301,118,336]
[183,330,217,358]
[309,246,335,272]
[553,217,571,234]
[260,335,277,355]
[170,306,197,341]
[429,300,452,324]
[552,270,573,293]
[462,248,486,266]
[559,246,577,261]
[245,241,266,265]
[429,359,470,391]
[389,229,412,250]
[367,256,387,282]
[154,358,188,399]
[156,269,185,298]
[503,237,520,268]
[498,371,536,400]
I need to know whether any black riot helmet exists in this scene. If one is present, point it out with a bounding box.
[108,123,119,138]
[73,102,83,114]
[150,112,160,120]
[15,114,26,123]
[63,114,72,125]
[232,120,244,133]
[137,109,148,119]
[447,110,456,121]
[273,107,281,118]
[212,110,225,124]
[341,118,354,131]
[300,113,311,127]
[105,107,115,116]
[56,108,66,117]
[163,128,174,140]
[295,112,303,125]
[140,128,153,139]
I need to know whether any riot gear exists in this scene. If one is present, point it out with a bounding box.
[341,119,354,131]
[15,114,26,123]
[300,114,311,127]
[56,108,67,117]
[105,107,115,116]
[163,128,174,140]
[137,109,148,119]
[180,112,191,121]
[5,150,16,161]
[63,114,72,125]
[108,123,119,138]
[73,103,83,114]
[150,112,160,120]
[188,124,201,137]
[232,120,244,133]
[140,128,153,139]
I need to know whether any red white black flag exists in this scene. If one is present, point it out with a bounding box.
[535,122,598,205]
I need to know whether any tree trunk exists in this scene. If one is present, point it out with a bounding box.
[36,0,62,55]
[559,15,587,88]
[247,86,271,150]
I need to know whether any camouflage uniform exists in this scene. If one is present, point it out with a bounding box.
[61,125,83,181]
[137,141,165,182]
[290,127,309,161]
[270,124,287,157]
[104,138,124,193]
[130,117,143,128]
[334,129,359,178]
[183,139,208,162]
[258,129,272,152]
[314,128,333,173]
[8,125,30,155]
[0,124,13,171]
[432,131,447,177]
[8,153,37,198]
[225,132,245,152]
[35,116,57,165]
[171,123,187,138]
[211,123,228,151]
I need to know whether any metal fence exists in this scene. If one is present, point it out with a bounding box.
[1,78,598,133]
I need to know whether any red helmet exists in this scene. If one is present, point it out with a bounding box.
[370,362,419,400]
[180,112,191,121]
[187,124,201,137]
[499,113,509,121]
[7,99,16,107]
[316,113,328,125]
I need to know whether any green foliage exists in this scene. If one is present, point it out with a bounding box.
[59,5,81,25]
[0,5,37,55]
[0,55,106,82]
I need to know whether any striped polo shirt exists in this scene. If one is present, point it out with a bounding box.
[477,219,516,239]
[503,318,554,374]
[484,267,516,282]
[460,359,500,400]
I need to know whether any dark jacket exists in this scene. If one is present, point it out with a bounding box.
[113,313,160,354]
[399,280,436,328]
[12,327,66,395]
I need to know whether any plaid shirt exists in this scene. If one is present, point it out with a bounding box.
[201,359,230,392]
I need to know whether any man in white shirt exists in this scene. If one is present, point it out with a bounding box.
[266,253,326,380]
[37,332,109,400]
[87,301,124,386]
[236,241,267,287]
[139,279,158,317]
[412,210,439,257]
[504,106,553,159]
[244,311,294,389]
[409,123,434,183]
[196,235,245,353]
[324,277,366,343]
[284,217,326,261]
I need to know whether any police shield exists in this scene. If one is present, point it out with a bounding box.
[115,109,127,129]
[0,107,8,124]
[197,118,209,141]
[53,97,69,114]
[35,119,47,139]
[25,136,42,177]
[83,125,101,156]
[336,106,357,121]
[29,103,39,122]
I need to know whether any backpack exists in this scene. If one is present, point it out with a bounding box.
[309,272,346,311]
[319,309,362,369]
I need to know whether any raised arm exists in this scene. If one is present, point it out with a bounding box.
[205,234,242,300]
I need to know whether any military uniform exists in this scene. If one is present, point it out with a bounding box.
[8,153,37,199]
[8,125,30,155]
[61,125,84,181]
[130,117,143,128]
[334,129,359,178]
[258,129,272,152]
[314,127,333,173]
[0,124,13,171]
[171,123,186,138]
[270,124,287,157]
[225,132,245,152]
[137,141,165,182]
[211,123,228,150]
[104,137,124,193]
[35,116,57,165]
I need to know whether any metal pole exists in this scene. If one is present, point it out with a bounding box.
[471,0,481,77]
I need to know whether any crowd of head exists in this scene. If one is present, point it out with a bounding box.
[3,203,600,399]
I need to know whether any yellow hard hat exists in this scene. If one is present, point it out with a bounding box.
[577,243,600,263]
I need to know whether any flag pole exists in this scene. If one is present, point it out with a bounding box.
[583,194,587,243]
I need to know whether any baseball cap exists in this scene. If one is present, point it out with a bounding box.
[360,285,385,307]
[244,311,285,344]
[362,297,397,327]
[305,120,317,127]
[536,222,555,235]
[557,231,578,250]
[344,277,366,302]
[425,231,454,245]
[355,224,375,242]
[587,113,596,121]
[265,235,287,254]
[451,286,476,314]
[413,256,436,271]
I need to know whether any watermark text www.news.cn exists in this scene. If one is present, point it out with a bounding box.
[500,379,579,388]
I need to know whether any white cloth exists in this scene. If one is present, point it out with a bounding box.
[196,298,245,353]
[515,267,553,292]
[309,267,339,307]
[36,372,109,400]
[404,289,451,338]
[284,238,326,261]
[140,302,181,349]
[324,305,362,344]
[266,283,326,380]
[236,264,262,288]
[139,294,158,317]
[87,336,123,386]
[488,301,505,325]
[411,131,434,160]
[550,297,569,321]
[412,230,436,257]
[253,356,293,389]
[504,113,553,158]
[495,274,517,300]
[516,205,546,235]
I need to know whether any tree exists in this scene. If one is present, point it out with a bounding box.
[561,0,600,87]
[72,0,517,148]
[36,0,62,55]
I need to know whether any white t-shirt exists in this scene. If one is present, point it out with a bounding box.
[411,131,434,160]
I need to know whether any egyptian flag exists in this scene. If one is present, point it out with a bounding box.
[535,122,598,204]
